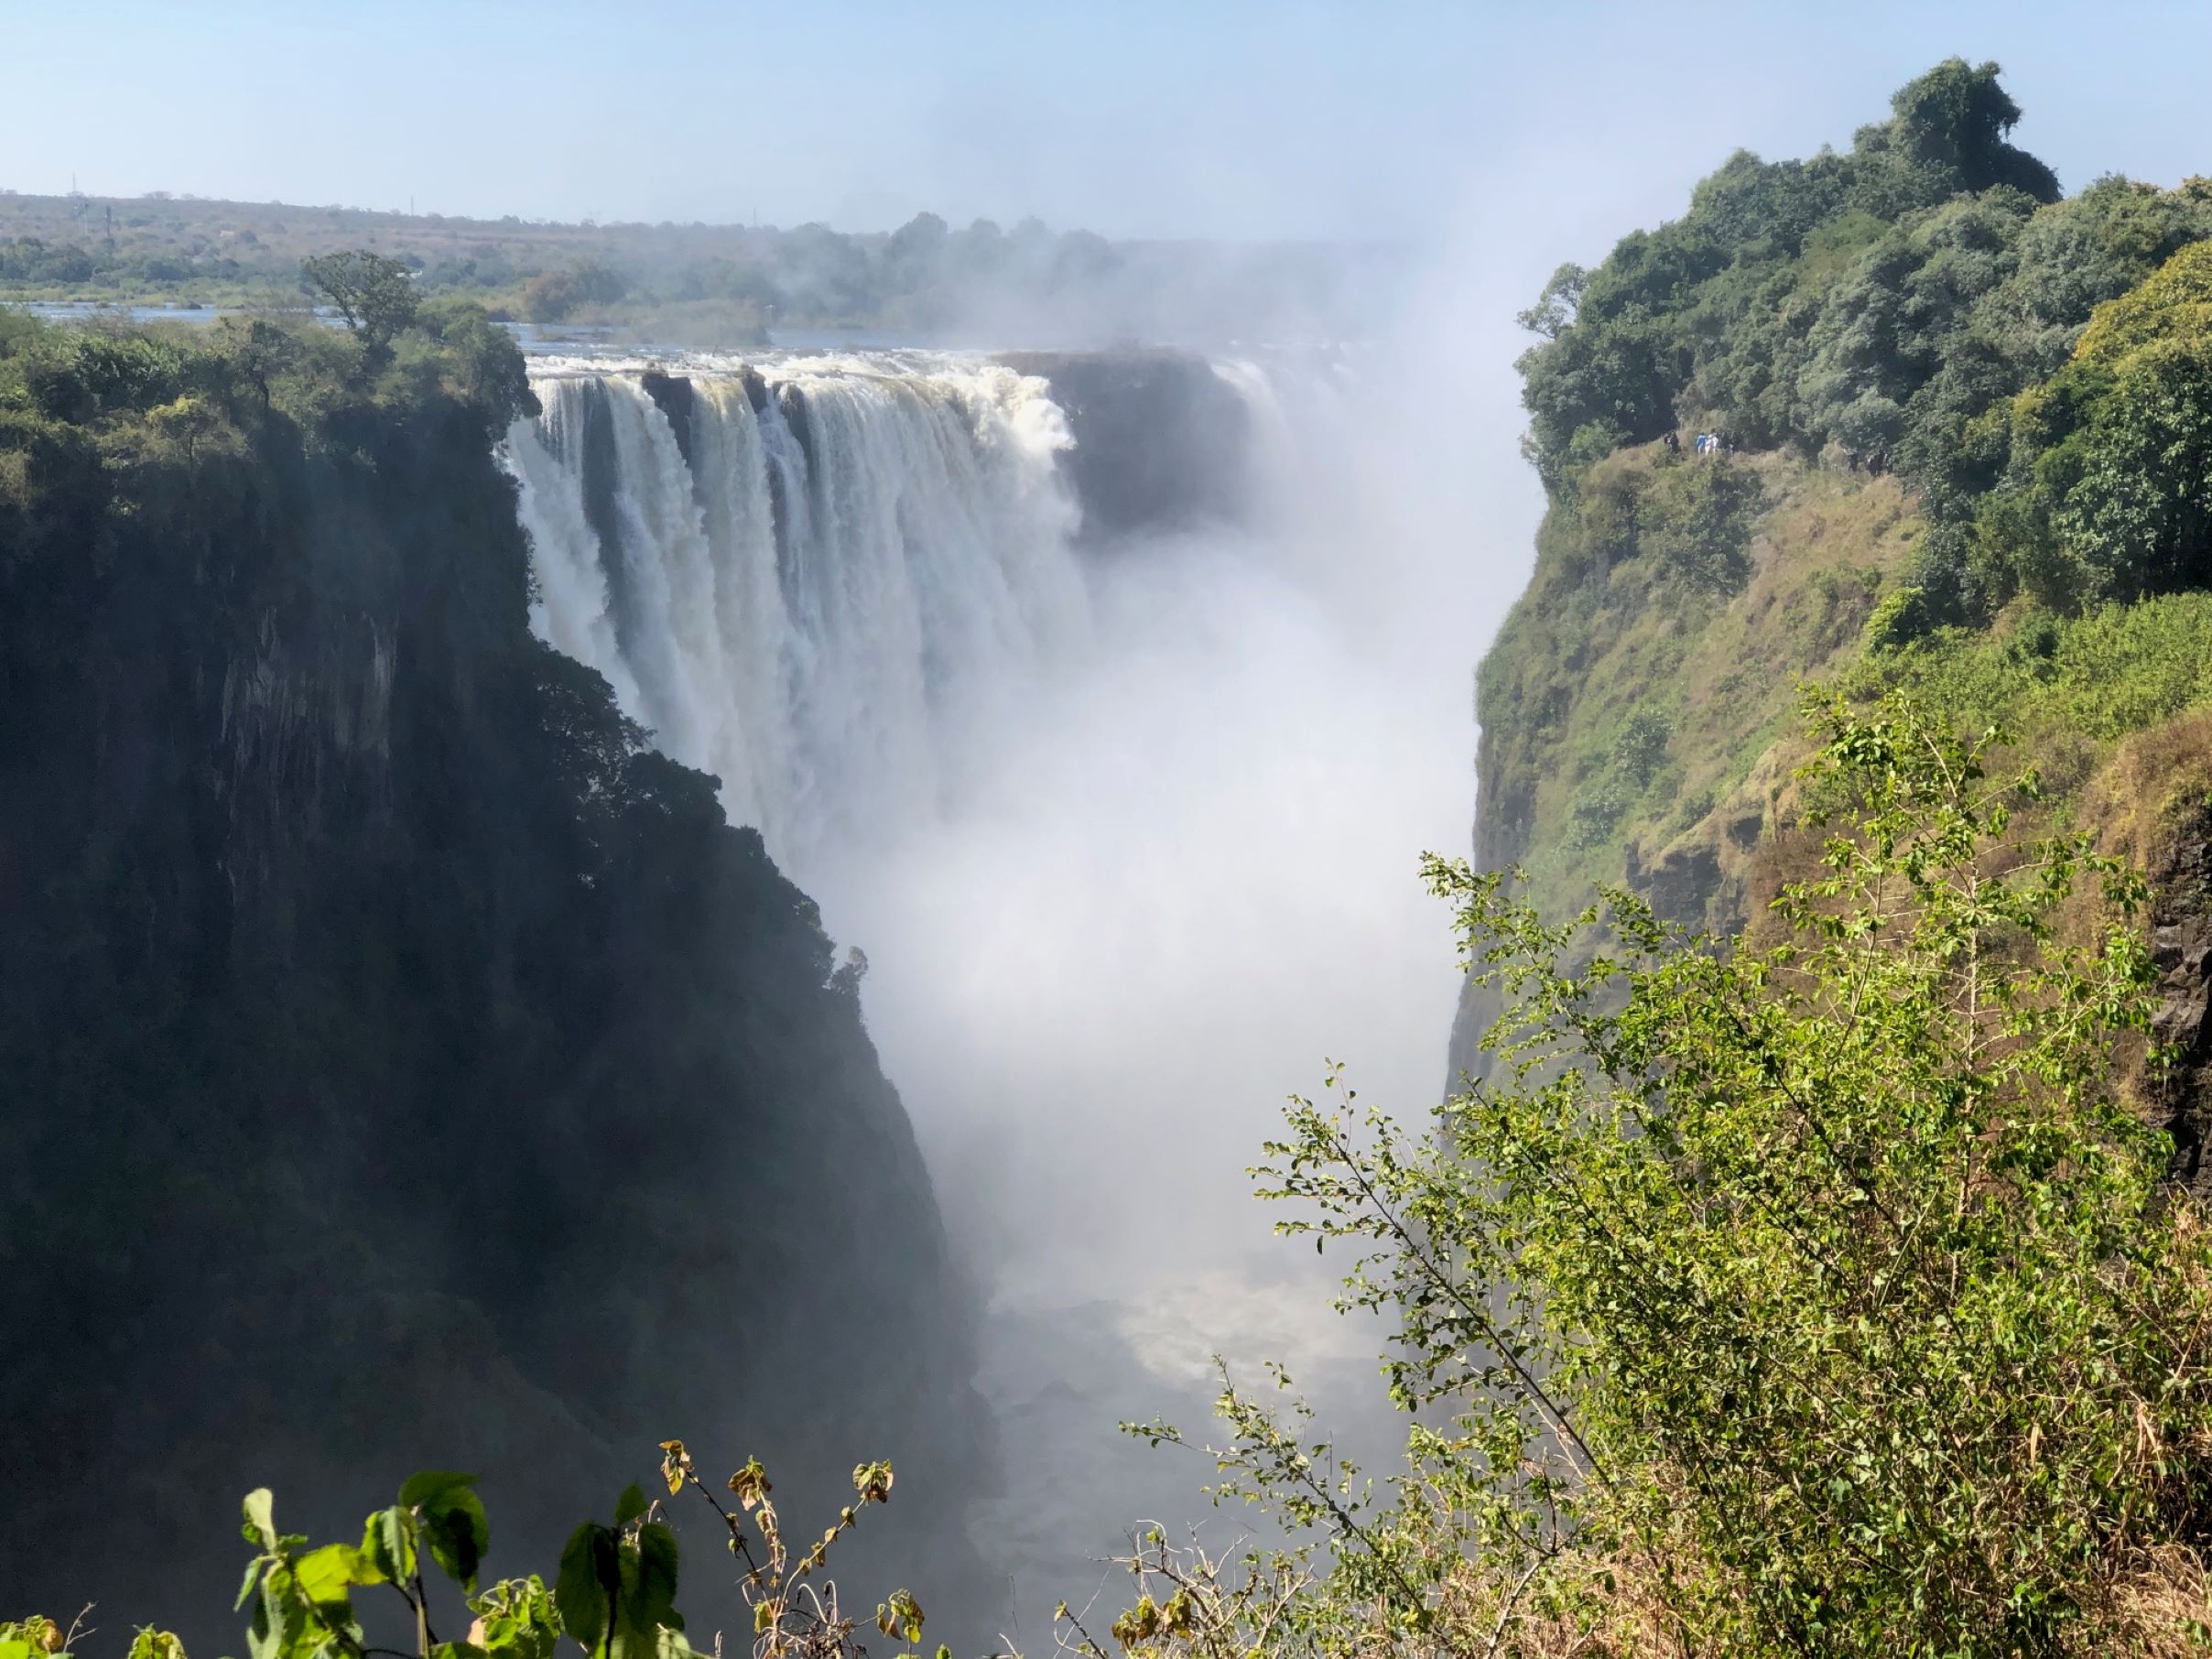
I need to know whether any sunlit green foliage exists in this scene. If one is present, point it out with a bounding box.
[1516,58,2212,617]
[1957,242,2212,610]
[1520,60,2082,488]
[1108,698,2212,1657]
[1851,591,2212,751]
[7,1452,918,1659]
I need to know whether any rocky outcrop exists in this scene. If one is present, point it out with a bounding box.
[2150,802,2212,1198]
[639,368,696,469]
[1000,349,1253,542]
[1623,840,1726,932]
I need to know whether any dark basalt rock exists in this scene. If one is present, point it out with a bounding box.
[1625,840,1726,931]
[2150,802,2212,1198]
[0,365,990,1649]
[1000,350,1254,544]
[777,381,816,474]
[638,369,696,472]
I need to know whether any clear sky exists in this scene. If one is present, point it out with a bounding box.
[6,0,2210,262]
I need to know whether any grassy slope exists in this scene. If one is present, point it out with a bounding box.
[1474,444,1916,931]
[1454,446,2212,1082]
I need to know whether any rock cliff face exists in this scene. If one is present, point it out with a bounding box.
[1448,450,1910,1090]
[999,349,1252,541]
[2151,807,2212,1198]
[2092,715,2212,1199]
[0,343,987,1643]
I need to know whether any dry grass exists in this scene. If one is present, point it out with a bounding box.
[2079,1545,2212,1657]
[2085,706,2212,873]
[1491,440,1918,930]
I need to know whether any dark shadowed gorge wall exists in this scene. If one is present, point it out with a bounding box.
[0,311,987,1646]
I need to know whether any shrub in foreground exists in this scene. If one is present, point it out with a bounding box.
[1107,696,2212,1658]
[7,1449,930,1659]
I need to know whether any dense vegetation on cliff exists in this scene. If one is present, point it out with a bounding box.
[1518,58,2212,625]
[1463,58,2212,970]
[0,299,983,1643]
[1106,699,2212,1656]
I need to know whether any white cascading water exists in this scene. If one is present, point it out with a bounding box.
[504,353,1090,863]
[500,340,1508,1636]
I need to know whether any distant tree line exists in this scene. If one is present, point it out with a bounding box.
[0,195,1366,342]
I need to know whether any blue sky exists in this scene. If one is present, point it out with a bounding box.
[5,0,2210,256]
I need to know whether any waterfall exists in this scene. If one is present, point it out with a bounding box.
[500,340,1497,1626]
[502,353,1089,863]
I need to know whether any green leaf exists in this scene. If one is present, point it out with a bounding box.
[555,1526,613,1656]
[360,1507,414,1585]
[467,1575,562,1659]
[400,1470,478,1510]
[294,1544,364,1612]
[631,1523,680,1635]
[245,1571,291,1659]
[613,1484,648,1528]
[243,1489,279,1552]
[420,1485,492,1593]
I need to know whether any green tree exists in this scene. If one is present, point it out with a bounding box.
[1850,57,2060,215]
[2045,331,2212,601]
[300,250,420,363]
[1977,241,2212,608]
[521,261,625,324]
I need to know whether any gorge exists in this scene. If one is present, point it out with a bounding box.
[18,33,2212,1658]
[494,340,1508,1624]
[0,307,1513,1651]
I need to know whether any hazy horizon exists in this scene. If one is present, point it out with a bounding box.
[15,4,2212,264]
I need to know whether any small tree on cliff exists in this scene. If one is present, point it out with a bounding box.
[1097,694,2212,1658]
[301,250,419,365]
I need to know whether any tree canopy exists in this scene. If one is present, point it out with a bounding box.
[1517,60,2212,635]
[300,249,420,361]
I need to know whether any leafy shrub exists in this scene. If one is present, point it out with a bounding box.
[1562,779,1629,851]
[1109,697,2212,1657]
[1860,581,1935,649]
[1637,457,1763,591]
[1855,590,2212,745]
[5,1450,923,1659]
[1610,708,1672,787]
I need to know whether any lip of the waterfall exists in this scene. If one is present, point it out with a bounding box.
[519,346,1284,547]
[513,340,1354,376]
